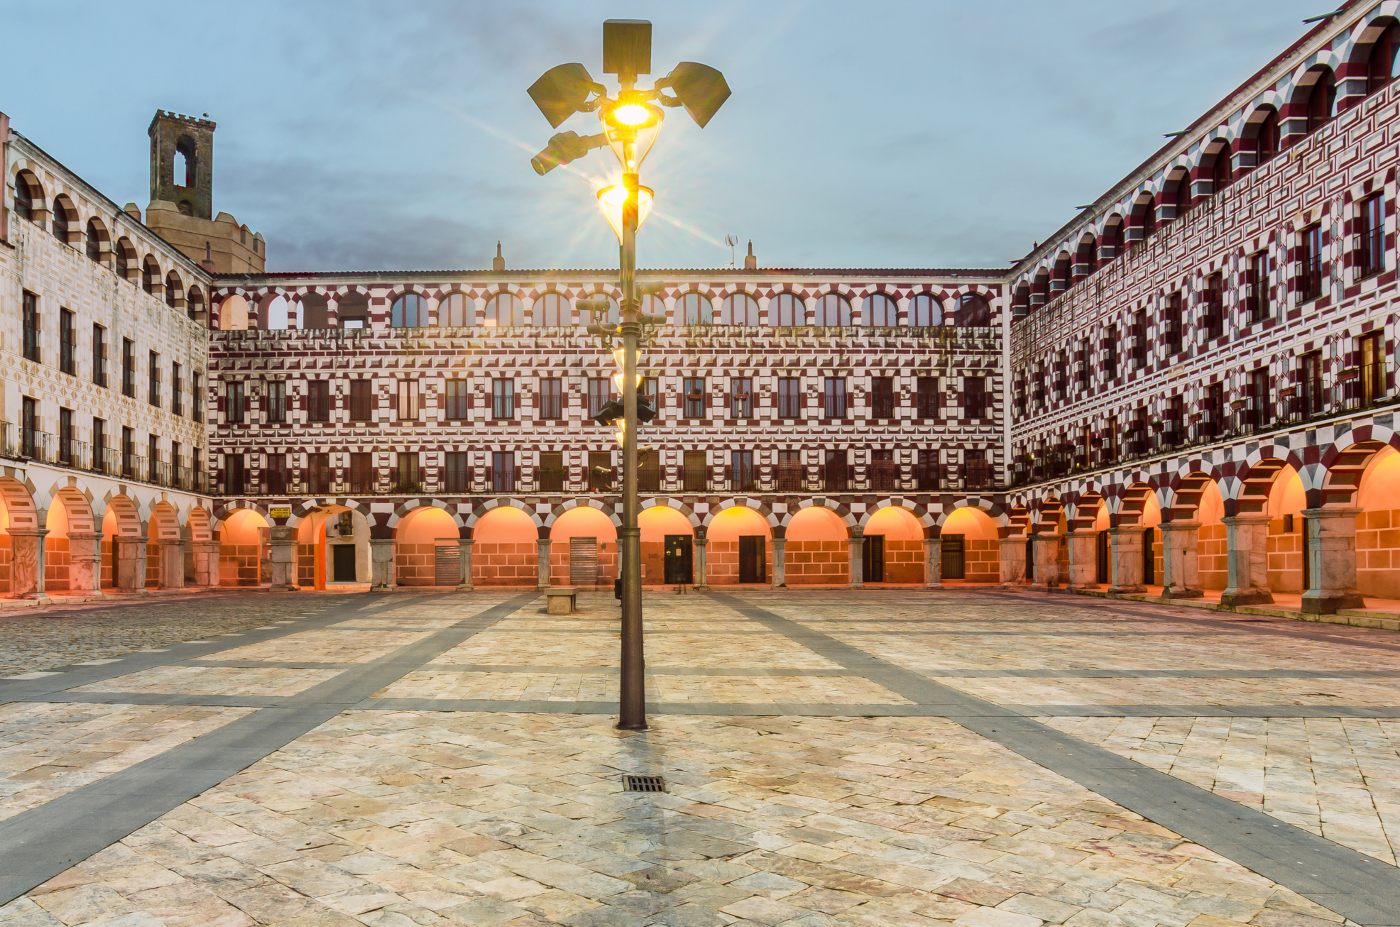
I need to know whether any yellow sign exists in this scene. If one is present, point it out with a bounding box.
[268,505,293,520]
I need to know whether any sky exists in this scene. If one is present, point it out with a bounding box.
[12,0,1327,273]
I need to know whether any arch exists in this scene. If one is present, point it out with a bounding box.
[1075,232,1099,278]
[1265,464,1307,594]
[707,504,773,585]
[864,506,924,584]
[50,194,77,244]
[907,293,942,326]
[940,505,999,583]
[1051,251,1073,292]
[147,502,181,589]
[186,506,214,543]
[785,506,850,585]
[163,271,184,310]
[639,504,695,584]
[186,286,207,325]
[721,292,761,326]
[390,292,427,328]
[394,505,458,586]
[769,292,805,327]
[484,292,525,328]
[955,293,992,327]
[472,504,539,587]
[336,292,369,329]
[84,217,110,264]
[1205,139,1233,194]
[141,255,161,295]
[1102,213,1126,257]
[260,294,293,330]
[219,294,250,331]
[293,506,371,587]
[466,497,545,532]
[1165,166,1193,217]
[0,478,39,597]
[100,494,145,592]
[1193,478,1228,592]
[678,292,713,325]
[863,292,897,326]
[533,292,570,327]
[641,294,666,321]
[1294,64,1338,137]
[12,169,42,222]
[114,237,138,282]
[1355,444,1400,597]
[299,293,328,329]
[639,496,701,528]
[219,507,269,586]
[811,293,851,327]
[43,487,95,594]
[549,505,619,587]
[1129,192,1157,244]
[1357,16,1400,94]
[1233,452,1299,516]
[1244,104,1281,165]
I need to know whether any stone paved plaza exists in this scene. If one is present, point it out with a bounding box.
[3,591,1400,926]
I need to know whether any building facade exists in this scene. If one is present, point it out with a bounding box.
[2,0,1399,612]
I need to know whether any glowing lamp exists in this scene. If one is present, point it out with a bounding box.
[596,184,654,241]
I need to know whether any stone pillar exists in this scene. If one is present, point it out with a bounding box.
[536,538,552,590]
[158,539,186,590]
[1107,526,1145,593]
[9,528,47,598]
[1302,507,1365,614]
[998,536,1027,584]
[771,537,787,588]
[1065,530,1097,589]
[67,531,103,596]
[849,532,864,588]
[1031,533,1061,588]
[923,536,942,588]
[115,534,147,593]
[457,538,474,590]
[267,526,296,591]
[370,538,395,591]
[1220,514,1272,606]
[1160,522,1203,599]
[193,540,219,587]
[694,537,708,590]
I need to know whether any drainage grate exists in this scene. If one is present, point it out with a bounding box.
[623,774,667,793]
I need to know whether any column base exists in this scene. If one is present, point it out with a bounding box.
[1108,584,1145,595]
[457,583,474,592]
[925,582,942,590]
[694,584,709,592]
[1220,589,1273,607]
[271,584,297,592]
[1161,587,1204,600]
[1301,592,1365,615]
[850,582,864,589]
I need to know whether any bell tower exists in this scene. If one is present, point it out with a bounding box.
[143,109,265,273]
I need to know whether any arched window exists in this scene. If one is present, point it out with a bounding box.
[769,293,804,326]
[1250,106,1281,164]
[1137,196,1157,241]
[1052,252,1072,290]
[219,295,250,331]
[1299,66,1338,135]
[641,294,666,319]
[187,286,207,324]
[864,293,898,326]
[812,293,851,326]
[534,292,570,326]
[13,171,40,222]
[956,294,992,327]
[679,293,713,325]
[390,293,426,328]
[1210,141,1233,193]
[141,256,160,295]
[1076,233,1099,275]
[115,238,136,281]
[722,292,760,325]
[337,293,369,329]
[1365,19,1400,93]
[174,136,197,187]
[84,217,107,263]
[484,293,524,327]
[907,294,942,326]
[1167,170,1192,216]
[438,293,471,327]
[300,294,328,329]
[1103,215,1126,256]
[164,272,182,309]
[51,195,75,244]
[262,295,292,330]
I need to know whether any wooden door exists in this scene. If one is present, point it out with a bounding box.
[738,536,766,583]
[941,534,965,580]
[331,544,356,583]
[863,534,885,583]
[570,537,598,586]
[663,535,693,584]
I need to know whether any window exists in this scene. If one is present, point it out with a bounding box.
[1248,367,1271,430]
[865,293,898,326]
[307,379,330,422]
[1366,20,1400,93]
[730,450,754,491]
[445,379,470,421]
[777,376,801,419]
[21,396,38,459]
[770,293,804,326]
[148,351,161,407]
[534,293,570,326]
[93,418,106,473]
[916,376,939,419]
[92,324,107,387]
[172,442,186,487]
[777,449,803,490]
[1202,273,1225,341]
[823,449,848,491]
[812,294,851,326]
[171,363,182,416]
[683,377,706,420]
[1248,252,1272,322]
[338,294,368,329]
[390,293,426,328]
[485,293,524,327]
[871,376,895,419]
[639,448,660,492]
[192,447,203,491]
[1256,108,1281,162]
[1360,331,1387,405]
[264,379,285,423]
[1300,350,1324,418]
[916,450,940,490]
[1304,67,1337,135]
[226,380,246,425]
[722,293,760,325]
[445,451,471,493]
[871,449,896,490]
[1211,144,1233,193]
[822,377,847,419]
[439,293,471,327]
[22,292,39,363]
[223,453,245,494]
[1163,293,1183,355]
[1203,382,1225,439]
[58,408,73,465]
[396,452,421,492]
[1300,224,1324,301]
[397,381,419,420]
[683,450,707,491]
[13,172,36,221]
[587,377,611,418]
[259,452,283,494]
[1131,310,1149,369]
[907,294,941,326]
[537,451,563,492]
[957,294,992,327]
[964,449,989,489]
[307,452,330,494]
[539,377,563,420]
[1359,194,1386,278]
[491,378,515,420]
[1104,335,1119,381]
[350,452,374,493]
[679,293,713,325]
[730,376,753,419]
[121,338,135,397]
[56,308,75,376]
[964,376,987,420]
[349,379,373,422]
[192,372,204,422]
[490,451,515,492]
[588,451,614,491]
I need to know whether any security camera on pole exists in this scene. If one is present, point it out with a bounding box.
[526,20,731,732]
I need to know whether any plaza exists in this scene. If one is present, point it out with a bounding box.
[2,589,1400,926]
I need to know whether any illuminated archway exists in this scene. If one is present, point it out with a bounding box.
[220,508,269,586]
[708,506,772,585]
[639,506,693,585]
[472,505,537,586]
[147,502,182,589]
[100,495,144,591]
[1265,465,1307,594]
[786,506,849,585]
[296,506,371,588]
[865,506,924,584]
[941,506,998,582]
[219,294,250,331]
[1195,479,1227,591]
[550,506,618,587]
[1356,446,1400,597]
[394,506,459,586]
[43,489,94,594]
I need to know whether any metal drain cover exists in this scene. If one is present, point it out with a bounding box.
[623,774,667,793]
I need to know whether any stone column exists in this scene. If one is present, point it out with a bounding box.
[193,540,219,587]
[1031,533,1061,588]
[67,532,103,596]
[267,526,297,591]
[771,537,787,588]
[370,538,395,591]
[1065,530,1097,589]
[457,538,474,590]
[1220,514,1272,606]
[1107,526,1145,593]
[158,539,187,590]
[1160,521,1203,599]
[848,532,864,588]
[694,537,708,590]
[115,534,147,593]
[536,538,552,590]
[998,537,1027,584]
[1302,507,1365,614]
[9,528,47,598]
[923,536,942,588]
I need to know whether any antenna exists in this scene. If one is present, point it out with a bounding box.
[724,234,738,267]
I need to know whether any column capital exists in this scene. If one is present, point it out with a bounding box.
[1160,521,1200,532]
[1223,513,1271,526]
[1302,506,1362,519]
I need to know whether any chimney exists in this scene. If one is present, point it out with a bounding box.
[743,239,757,270]
[492,241,506,271]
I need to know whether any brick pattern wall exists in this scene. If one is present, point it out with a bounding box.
[473,542,537,586]
[44,537,69,592]
[1198,524,1228,590]
[787,540,848,585]
[1357,508,1400,597]
[220,544,261,586]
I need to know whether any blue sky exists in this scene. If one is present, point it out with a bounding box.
[13,1,1324,272]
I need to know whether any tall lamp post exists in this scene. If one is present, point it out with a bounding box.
[527,20,730,731]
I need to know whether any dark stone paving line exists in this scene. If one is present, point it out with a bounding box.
[1010,704,1400,718]
[352,698,976,716]
[0,592,537,908]
[710,592,1400,927]
[11,691,287,709]
[925,668,1400,678]
[410,663,849,677]
[187,660,361,669]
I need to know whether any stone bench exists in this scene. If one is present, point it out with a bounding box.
[546,586,578,615]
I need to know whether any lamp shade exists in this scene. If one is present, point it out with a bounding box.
[596,184,654,241]
[527,63,598,128]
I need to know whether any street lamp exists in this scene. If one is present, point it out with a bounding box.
[527,19,730,731]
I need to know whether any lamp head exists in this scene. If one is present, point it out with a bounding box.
[602,19,652,82]
[530,130,606,175]
[596,183,654,241]
[527,62,599,128]
[658,62,731,128]
[593,399,626,426]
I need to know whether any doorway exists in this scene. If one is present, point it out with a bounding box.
[863,535,885,583]
[1095,530,1109,584]
[569,537,599,586]
[1025,536,1035,580]
[331,544,356,583]
[1142,526,1156,585]
[941,534,965,580]
[663,534,693,584]
[1302,515,1313,592]
[738,535,766,583]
